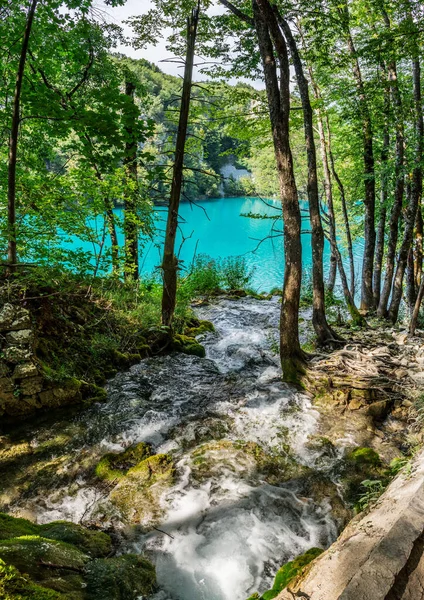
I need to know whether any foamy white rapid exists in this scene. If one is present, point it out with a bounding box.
[21,297,340,600]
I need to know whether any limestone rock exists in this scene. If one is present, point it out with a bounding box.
[0,304,16,329]
[20,376,43,396]
[6,329,33,346]
[3,346,31,363]
[12,362,38,379]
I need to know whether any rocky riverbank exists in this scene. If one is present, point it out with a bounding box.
[0,294,422,600]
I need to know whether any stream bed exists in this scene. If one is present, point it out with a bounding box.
[1,297,352,600]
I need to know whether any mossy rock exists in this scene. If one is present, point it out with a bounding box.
[84,554,156,600]
[39,522,112,558]
[0,535,88,592]
[341,447,384,505]
[345,447,382,469]
[184,320,215,337]
[252,548,323,600]
[109,454,174,525]
[190,440,308,485]
[0,513,39,540]
[95,443,152,482]
[0,558,63,600]
[172,334,205,358]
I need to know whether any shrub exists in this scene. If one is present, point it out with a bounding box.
[220,256,255,290]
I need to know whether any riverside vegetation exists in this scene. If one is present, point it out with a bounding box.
[2,0,424,599]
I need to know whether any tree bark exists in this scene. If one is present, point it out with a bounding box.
[377,60,405,317]
[123,78,139,280]
[254,0,305,381]
[415,202,423,288]
[161,5,199,327]
[327,119,355,297]
[277,13,340,344]
[392,57,423,322]
[340,2,376,311]
[7,0,38,266]
[373,70,390,308]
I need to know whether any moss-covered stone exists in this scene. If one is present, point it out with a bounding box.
[345,447,382,469]
[249,548,323,600]
[0,513,39,540]
[172,334,206,358]
[109,454,174,525]
[0,535,88,594]
[94,443,152,482]
[190,440,308,485]
[0,558,63,600]
[39,522,112,558]
[184,320,215,337]
[84,554,156,600]
[341,447,384,506]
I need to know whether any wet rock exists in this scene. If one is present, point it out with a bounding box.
[84,554,156,600]
[109,454,174,525]
[95,442,152,482]
[366,400,391,420]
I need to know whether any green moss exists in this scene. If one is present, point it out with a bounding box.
[0,558,63,600]
[0,514,39,541]
[172,334,206,358]
[109,454,174,524]
[39,522,112,558]
[185,320,215,337]
[0,535,88,595]
[94,442,152,482]
[257,548,323,600]
[85,554,156,600]
[346,447,382,469]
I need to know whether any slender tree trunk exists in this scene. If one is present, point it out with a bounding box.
[254,0,305,381]
[277,13,340,345]
[161,5,199,327]
[410,277,424,335]
[406,247,416,313]
[317,112,337,295]
[373,72,390,308]
[123,79,139,280]
[405,52,424,333]
[327,121,355,297]
[7,0,38,266]
[378,61,405,317]
[341,2,376,311]
[298,25,337,295]
[104,198,119,274]
[415,203,423,288]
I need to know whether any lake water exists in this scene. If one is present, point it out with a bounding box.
[68,196,362,292]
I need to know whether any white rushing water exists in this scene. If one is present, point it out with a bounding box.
[22,297,340,600]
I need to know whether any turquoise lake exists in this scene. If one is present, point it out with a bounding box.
[68,196,363,292]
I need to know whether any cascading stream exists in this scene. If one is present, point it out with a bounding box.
[5,297,342,600]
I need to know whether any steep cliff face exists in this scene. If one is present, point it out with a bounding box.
[275,450,424,600]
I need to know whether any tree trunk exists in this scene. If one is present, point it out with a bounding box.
[327,121,355,297]
[161,6,199,327]
[377,60,405,318]
[254,0,305,382]
[415,202,423,288]
[123,78,139,281]
[373,71,390,308]
[104,198,119,274]
[341,2,376,311]
[406,247,416,314]
[277,14,340,345]
[391,57,423,322]
[410,276,424,336]
[7,0,38,266]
